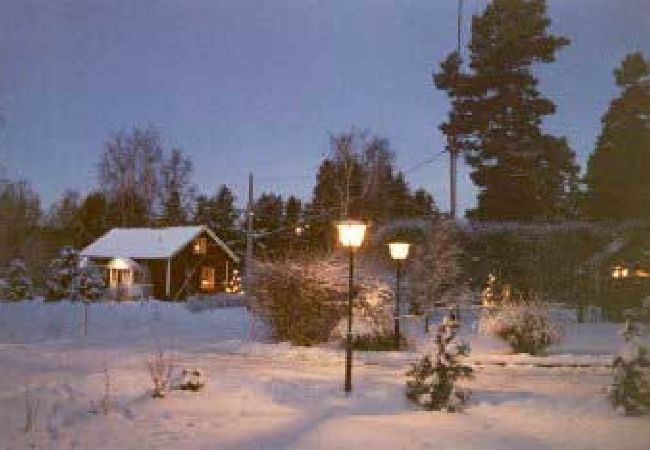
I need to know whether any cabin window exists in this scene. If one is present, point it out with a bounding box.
[194,237,207,255]
[612,265,629,279]
[200,267,215,291]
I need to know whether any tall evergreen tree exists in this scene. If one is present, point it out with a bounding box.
[194,184,241,247]
[76,192,110,247]
[435,0,578,220]
[584,53,650,220]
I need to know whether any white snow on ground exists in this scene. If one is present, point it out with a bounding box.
[0,300,648,449]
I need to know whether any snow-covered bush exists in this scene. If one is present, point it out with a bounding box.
[479,298,562,355]
[331,278,399,350]
[251,258,346,346]
[406,314,473,411]
[610,321,650,416]
[2,259,33,301]
[180,368,207,392]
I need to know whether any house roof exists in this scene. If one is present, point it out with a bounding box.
[80,226,239,262]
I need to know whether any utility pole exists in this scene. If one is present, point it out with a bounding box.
[245,172,254,292]
[449,0,463,219]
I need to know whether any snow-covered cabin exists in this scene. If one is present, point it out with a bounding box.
[80,226,239,300]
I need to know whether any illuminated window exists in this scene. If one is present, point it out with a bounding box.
[200,267,215,291]
[193,237,207,255]
[612,265,629,279]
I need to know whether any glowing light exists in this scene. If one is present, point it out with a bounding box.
[612,265,629,279]
[388,242,410,261]
[337,220,366,249]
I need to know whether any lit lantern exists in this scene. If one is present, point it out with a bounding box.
[336,220,367,249]
[388,242,411,261]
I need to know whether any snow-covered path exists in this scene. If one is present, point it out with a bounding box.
[0,300,648,449]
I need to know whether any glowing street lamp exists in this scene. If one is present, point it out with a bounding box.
[388,242,410,349]
[336,220,367,393]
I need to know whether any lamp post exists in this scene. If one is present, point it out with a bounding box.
[336,220,367,393]
[388,242,410,350]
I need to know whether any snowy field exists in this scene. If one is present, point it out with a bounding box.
[0,300,648,449]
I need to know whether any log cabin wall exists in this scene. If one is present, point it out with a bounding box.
[168,230,234,299]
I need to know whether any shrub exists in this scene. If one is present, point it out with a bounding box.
[479,298,562,355]
[351,333,406,351]
[251,258,345,346]
[406,315,473,411]
[148,351,173,398]
[610,321,650,416]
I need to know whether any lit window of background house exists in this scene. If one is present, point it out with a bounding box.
[194,237,207,255]
[200,267,215,291]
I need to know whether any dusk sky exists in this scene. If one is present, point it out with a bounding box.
[1,0,649,214]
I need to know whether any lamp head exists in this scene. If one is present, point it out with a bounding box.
[337,220,367,249]
[388,242,410,261]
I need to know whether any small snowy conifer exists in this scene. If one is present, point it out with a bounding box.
[406,312,473,411]
[78,264,106,301]
[3,259,33,301]
[610,320,650,416]
[46,246,81,300]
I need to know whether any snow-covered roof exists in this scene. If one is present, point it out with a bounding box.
[80,226,239,262]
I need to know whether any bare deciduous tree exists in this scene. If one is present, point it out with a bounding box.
[409,218,464,327]
[160,148,195,225]
[98,126,163,226]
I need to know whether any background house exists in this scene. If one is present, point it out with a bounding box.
[80,226,239,299]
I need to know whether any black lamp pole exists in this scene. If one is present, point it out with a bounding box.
[394,261,401,349]
[345,247,354,393]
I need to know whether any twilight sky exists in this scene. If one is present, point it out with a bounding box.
[1,0,649,214]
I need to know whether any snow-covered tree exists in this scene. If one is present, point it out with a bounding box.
[78,264,106,301]
[409,218,464,324]
[46,247,107,301]
[610,321,650,416]
[406,312,473,411]
[2,259,32,301]
[45,246,81,300]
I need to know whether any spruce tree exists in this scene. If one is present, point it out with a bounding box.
[584,53,650,219]
[406,312,473,411]
[4,259,32,301]
[435,0,578,220]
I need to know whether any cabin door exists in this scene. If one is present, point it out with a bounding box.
[110,269,132,287]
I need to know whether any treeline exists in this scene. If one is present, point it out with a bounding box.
[0,126,438,276]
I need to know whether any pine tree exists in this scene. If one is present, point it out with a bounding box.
[434,0,578,220]
[406,312,473,411]
[584,53,650,219]
[4,259,32,301]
